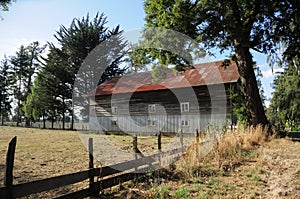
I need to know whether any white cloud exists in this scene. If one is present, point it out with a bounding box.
[262,68,284,78]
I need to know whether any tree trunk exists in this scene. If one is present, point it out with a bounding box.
[62,112,65,130]
[234,45,269,127]
[71,109,74,130]
[1,113,3,126]
[25,118,30,127]
[0,100,3,126]
[51,110,55,129]
[42,112,46,129]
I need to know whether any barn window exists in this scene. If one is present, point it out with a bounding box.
[148,120,157,126]
[180,102,189,112]
[111,106,117,114]
[148,104,156,113]
[111,119,117,126]
[181,120,189,126]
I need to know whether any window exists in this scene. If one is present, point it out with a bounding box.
[180,102,189,112]
[111,106,117,114]
[181,120,189,126]
[111,116,117,126]
[148,104,156,113]
[111,120,117,126]
[148,120,157,126]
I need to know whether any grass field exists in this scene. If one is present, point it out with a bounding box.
[0,126,89,184]
[0,126,173,184]
[0,126,174,198]
[0,126,91,198]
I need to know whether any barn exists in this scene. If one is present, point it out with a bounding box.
[89,60,240,135]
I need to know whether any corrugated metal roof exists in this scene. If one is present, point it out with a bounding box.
[93,60,240,96]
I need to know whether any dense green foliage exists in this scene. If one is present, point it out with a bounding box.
[0,57,12,124]
[267,59,300,131]
[9,42,45,126]
[130,1,205,80]
[138,0,299,128]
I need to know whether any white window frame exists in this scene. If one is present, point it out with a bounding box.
[181,120,190,126]
[180,102,190,112]
[148,119,157,126]
[111,120,117,126]
[111,105,117,114]
[148,104,156,113]
[111,116,117,126]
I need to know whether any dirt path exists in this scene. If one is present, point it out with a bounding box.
[260,138,300,198]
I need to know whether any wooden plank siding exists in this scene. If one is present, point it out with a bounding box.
[89,83,236,134]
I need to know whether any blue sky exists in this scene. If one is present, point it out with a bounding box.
[0,0,145,56]
[0,0,281,106]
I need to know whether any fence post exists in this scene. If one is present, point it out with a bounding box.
[180,129,183,153]
[4,136,17,199]
[157,132,162,167]
[195,129,199,143]
[157,132,162,152]
[88,138,96,197]
[133,134,138,171]
[195,129,200,160]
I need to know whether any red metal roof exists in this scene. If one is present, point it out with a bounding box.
[93,60,240,96]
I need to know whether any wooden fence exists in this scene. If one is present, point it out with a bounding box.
[3,122,89,131]
[0,131,188,198]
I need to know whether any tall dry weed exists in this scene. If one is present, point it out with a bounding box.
[176,125,270,176]
[211,125,269,168]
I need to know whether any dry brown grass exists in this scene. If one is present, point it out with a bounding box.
[175,125,270,178]
[104,127,299,199]
[0,126,172,198]
[0,126,90,198]
[213,125,268,164]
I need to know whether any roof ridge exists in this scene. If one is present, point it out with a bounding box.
[94,60,239,96]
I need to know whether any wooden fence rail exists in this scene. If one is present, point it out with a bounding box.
[0,132,190,198]
[0,168,100,198]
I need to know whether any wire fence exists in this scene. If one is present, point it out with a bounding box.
[1,121,89,130]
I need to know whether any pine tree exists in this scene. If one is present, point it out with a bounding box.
[268,59,300,131]
[10,41,45,126]
[26,13,127,129]
[0,56,12,125]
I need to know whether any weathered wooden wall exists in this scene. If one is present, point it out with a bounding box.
[89,83,235,133]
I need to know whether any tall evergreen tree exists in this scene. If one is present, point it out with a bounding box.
[34,13,127,129]
[267,59,300,131]
[10,41,45,126]
[0,56,12,125]
[24,65,60,129]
